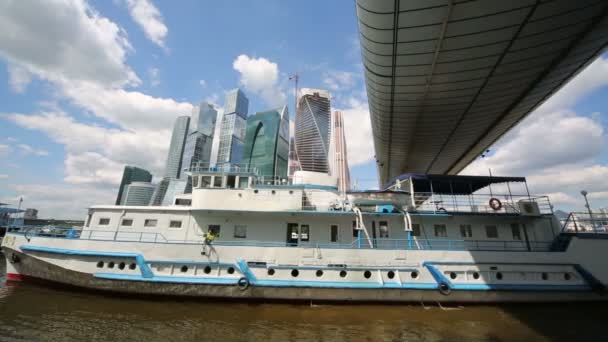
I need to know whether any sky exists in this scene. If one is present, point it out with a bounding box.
[0,0,607,219]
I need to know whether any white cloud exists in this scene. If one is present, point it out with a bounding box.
[7,64,32,93]
[64,152,124,185]
[0,174,8,179]
[199,79,207,87]
[335,97,375,167]
[323,70,357,91]
[233,54,287,108]
[125,0,168,49]
[148,67,160,86]
[17,143,49,156]
[0,0,140,88]
[0,144,9,155]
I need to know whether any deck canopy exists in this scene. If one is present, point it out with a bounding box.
[357,0,608,184]
[384,173,526,195]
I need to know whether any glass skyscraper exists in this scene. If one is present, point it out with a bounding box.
[123,182,155,206]
[164,116,190,179]
[116,166,152,205]
[182,102,217,171]
[217,88,249,165]
[295,88,331,174]
[243,106,289,183]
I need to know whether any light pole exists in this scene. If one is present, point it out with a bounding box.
[581,190,594,228]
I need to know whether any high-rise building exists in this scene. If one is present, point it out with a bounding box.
[123,182,156,206]
[217,88,249,165]
[243,106,289,183]
[331,111,351,193]
[164,116,190,179]
[288,137,301,178]
[295,88,331,174]
[116,166,153,205]
[182,102,217,171]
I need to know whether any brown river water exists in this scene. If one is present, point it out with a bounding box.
[0,256,606,341]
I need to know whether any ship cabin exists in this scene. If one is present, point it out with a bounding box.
[79,166,560,253]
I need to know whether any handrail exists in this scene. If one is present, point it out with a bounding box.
[561,212,608,234]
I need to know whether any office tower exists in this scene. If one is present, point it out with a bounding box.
[123,182,156,206]
[332,111,351,192]
[295,88,331,173]
[217,88,249,165]
[164,116,191,179]
[115,166,153,205]
[243,106,289,183]
[288,137,301,178]
[182,102,217,171]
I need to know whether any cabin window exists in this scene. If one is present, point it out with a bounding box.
[175,198,192,206]
[98,218,110,226]
[411,224,421,237]
[213,176,223,188]
[192,176,199,188]
[121,218,133,227]
[485,225,499,238]
[144,219,158,228]
[234,225,247,238]
[200,176,212,188]
[379,221,389,238]
[460,224,473,238]
[300,225,310,241]
[208,224,221,237]
[352,220,358,237]
[330,225,339,242]
[226,175,236,189]
[434,224,447,238]
[511,223,522,240]
[169,220,182,229]
[238,177,249,188]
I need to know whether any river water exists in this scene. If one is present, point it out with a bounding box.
[0,257,606,342]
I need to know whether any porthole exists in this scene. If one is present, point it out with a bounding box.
[254,189,259,194]
[289,190,294,195]
[227,267,235,274]
[271,190,276,195]
[181,265,188,273]
[118,262,126,270]
[267,268,275,276]
[96,261,104,268]
[564,273,571,281]
[316,270,324,277]
[541,272,548,280]
[291,269,299,277]
[387,271,395,279]
[108,261,115,269]
[450,272,457,280]
[473,272,480,280]
[340,270,347,278]
[204,266,211,274]
[363,270,372,279]
[496,272,503,280]
[129,263,136,270]
[411,271,418,279]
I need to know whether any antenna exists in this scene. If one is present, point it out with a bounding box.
[288,73,299,112]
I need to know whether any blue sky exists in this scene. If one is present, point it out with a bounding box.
[0,0,607,218]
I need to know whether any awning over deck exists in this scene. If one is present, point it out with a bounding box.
[384,173,526,195]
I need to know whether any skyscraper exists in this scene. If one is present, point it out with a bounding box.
[243,106,289,183]
[115,166,153,205]
[331,111,351,193]
[288,136,301,178]
[217,88,249,165]
[164,116,190,179]
[181,102,217,171]
[123,182,156,206]
[295,88,331,173]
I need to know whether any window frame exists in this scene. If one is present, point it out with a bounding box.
[511,223,522,240]
[330,225,339,242]
[300,224,310,242]
[208,224,221,237]
[144,219,158,228]
[459,224,473,238]
[485,225,499,239]
[200,176,212,188]
[234,224,247,238]
[434,224,448,238]
[98,218,110,226]
[378,221,389,238]
[121,218,134,227]
[169,220,182,229]
[411,223,421,237]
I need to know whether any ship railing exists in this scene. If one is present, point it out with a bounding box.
[561,212,608,234]
[7,226,170,244]
[412,192,553,215]
[186,163,259,175]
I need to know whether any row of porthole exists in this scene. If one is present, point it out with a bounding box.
[96,261,136,270]
[176,265,236,275]
[265,268,419,280]
[252,190,294,195]
[447,271,572,281]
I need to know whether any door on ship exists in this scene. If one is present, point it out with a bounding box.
[286,223,299,246]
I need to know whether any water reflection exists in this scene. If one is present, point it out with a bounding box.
[0,257,606,341]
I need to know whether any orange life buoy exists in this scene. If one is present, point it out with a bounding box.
[489,198,502,211]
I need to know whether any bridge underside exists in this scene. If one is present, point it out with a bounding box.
[357,0,608,183]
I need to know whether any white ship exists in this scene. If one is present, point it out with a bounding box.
[2,165,607,303]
